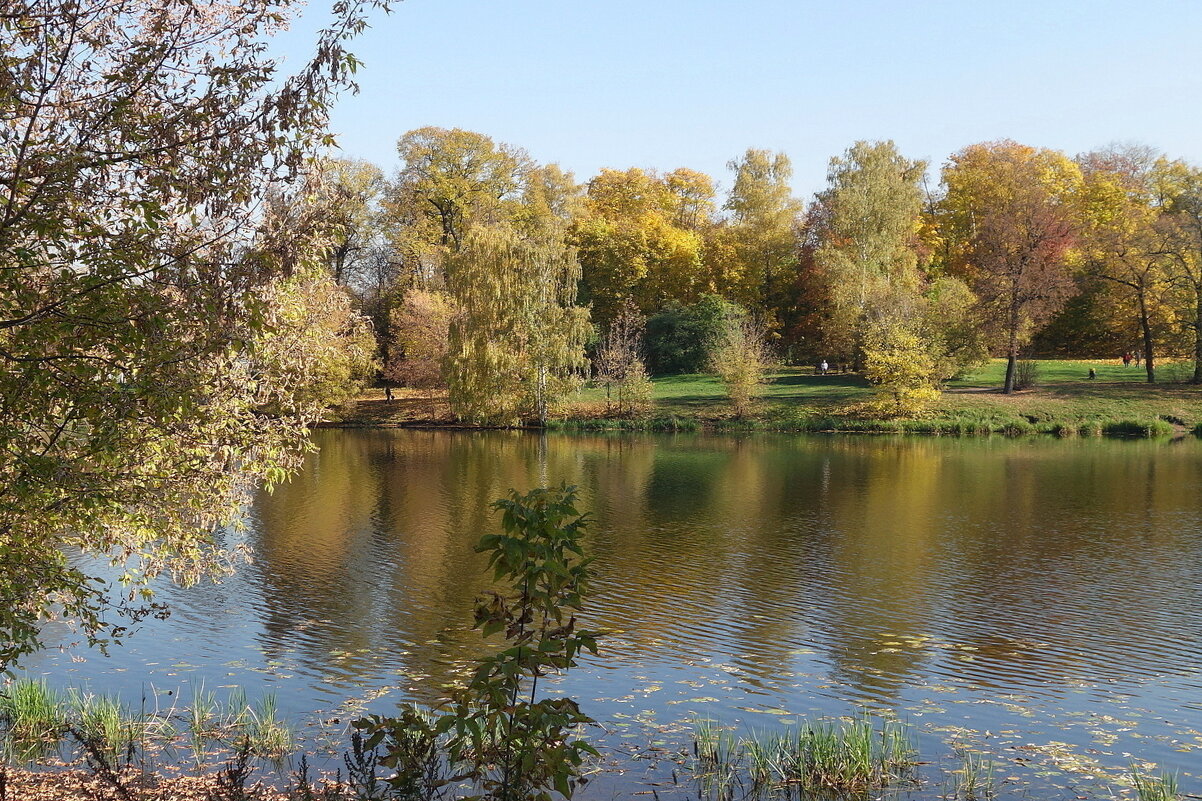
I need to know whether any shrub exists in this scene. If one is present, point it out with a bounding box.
[358,486,599,801]
[709,315,774,416]
[1013,360,1039,390]
[863,326,941,417]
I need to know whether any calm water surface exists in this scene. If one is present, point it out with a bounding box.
[28,430,1202,797]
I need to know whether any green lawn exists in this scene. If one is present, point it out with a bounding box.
[338,359,1202,436]
[564,358,1202,435]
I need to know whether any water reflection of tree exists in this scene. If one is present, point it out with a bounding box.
[245,431,1202,714]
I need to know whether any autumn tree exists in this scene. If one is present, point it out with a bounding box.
[709,311,775,416]
[445,226,590,425]
[517,163,586,234]
[573,168,708,328]
[390,127,534,252]
[940,141,1082,393]
[812,140,928,367]
[717,148,803,312]
[386,289,454,405]
[0,0,383,668]
[863,324,941,416]
[323,157,389,285]
[1154,159,1202,383]
[1076,147,1176,382]
[862,277,985,415]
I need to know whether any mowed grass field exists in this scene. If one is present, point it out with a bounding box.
[337,358,1202,435]
[564,357,1202,433]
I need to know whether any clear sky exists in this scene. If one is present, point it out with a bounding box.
[278,0,1202,200]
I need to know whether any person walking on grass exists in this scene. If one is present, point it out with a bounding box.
[820,359,829,375]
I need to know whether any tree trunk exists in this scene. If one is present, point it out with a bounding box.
[1194,284,1202,385]
[1003,298,1019,394]
[536,364,548,425]
[1137,288,1156,384]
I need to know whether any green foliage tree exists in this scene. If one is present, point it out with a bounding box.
[812,140,928,366]
[445,226,590,425]
[359,486,599,801]
[644,294,741,374]
[0,0,382,669]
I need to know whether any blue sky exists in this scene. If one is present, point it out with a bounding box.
[278,0,1202,199]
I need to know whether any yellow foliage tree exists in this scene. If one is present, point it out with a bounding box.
[445,226,590,425]
[573,168,708,328]
[939,141,1083,392]
[863,323,941,417]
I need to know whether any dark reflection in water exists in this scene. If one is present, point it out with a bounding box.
[31,431,1202,790]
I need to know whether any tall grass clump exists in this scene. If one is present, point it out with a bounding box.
[691,717,741,800]
[1103,419,1174,438]
[690,714,915,796]
[952,750,995,799]
[1131,766,1180,801]
[69,690,140,761]
[246,693,294,757]
[0,677,64,745]
[784,716,914,792]
[188,680,221,738]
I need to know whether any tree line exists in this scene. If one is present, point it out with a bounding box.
[318,129,1202,420]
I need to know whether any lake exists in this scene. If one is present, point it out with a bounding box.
[25,429,1202,797]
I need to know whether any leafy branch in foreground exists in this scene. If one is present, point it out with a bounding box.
[0,0,388,671]
[358,485,599,801]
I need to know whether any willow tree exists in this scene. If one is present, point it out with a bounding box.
[445,227,590,425]
[0,0,383,668]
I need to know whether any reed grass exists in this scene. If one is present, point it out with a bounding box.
[1131,766,1180,801]
[68,690,140,761]
[0,678,64,744]
[689,713,915,796]
[953,750,995,799]
[245,693,294,757]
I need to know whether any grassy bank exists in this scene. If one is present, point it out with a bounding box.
[330,359,1202,438]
